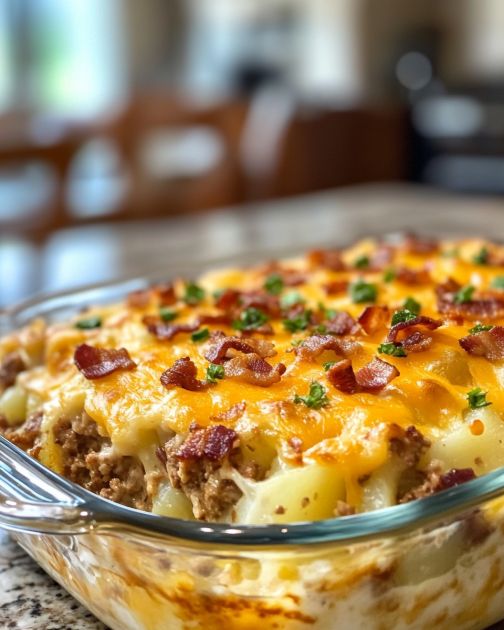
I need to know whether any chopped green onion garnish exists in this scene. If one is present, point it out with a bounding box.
[354,255,370,269]
[391,309,417,326]
[206,363,225,383]
[75,316,102,330]
[323,361,336,371]
[469,323,493,334]
[159,307,177,322]
[191,328,210,342]
[233,307,269,331]
[473,247,489,265]
[466,387,491,410]
[184,282,205,305]
[383,268,396,283]
[349,279,377,304]
[403,296,421,315]
[294,381,329,409]
[283,309,312,332]
[454,285,475,304]
[378,342,407,357]
[264,273,284,295]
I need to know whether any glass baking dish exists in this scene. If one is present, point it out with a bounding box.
[2,252,504,630]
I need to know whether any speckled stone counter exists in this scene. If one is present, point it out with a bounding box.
[0,531,107,630]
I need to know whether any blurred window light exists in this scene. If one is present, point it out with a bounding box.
[395,52,432,91]
[413,97,483,138]
[0,238,39,306]
[67,138,127,219]
[0,163,55,223]
[0,2,14,112]
[10,0,127,119]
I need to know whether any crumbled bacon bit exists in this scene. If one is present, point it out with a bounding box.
[358,306,390,334]
[74,344,137,380]
[160,357,207,391]
[326,359,359,394]
[395,267,431,285]
[439,467,476,490]
[386,315,442,343]
[154,283,176,306]
[401,330,433,353]
[177,424,238,462]
[324,280,348,296]
[224,353,286,387]
[197,313,233,326]
[127,289,151,309]
[403,234,439,255]
[328,357,399,394]
[214,289,241,311]
[307,249,346,271]
[143,316,199,340]
[239,292,281,318]
[459,326,504,360]
[205,335,275,364]
[295,334,359,361]
[325,312,359,336]
[436,279,504,321]
[210,402,247,423]
[355,357,399,392]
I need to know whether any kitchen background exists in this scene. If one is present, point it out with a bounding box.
[2,0,504,306]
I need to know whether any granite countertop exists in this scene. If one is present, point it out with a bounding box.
[0,531,106,630]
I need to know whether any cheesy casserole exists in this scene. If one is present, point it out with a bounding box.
[2,234,504,525]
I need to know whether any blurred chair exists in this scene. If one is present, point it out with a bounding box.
[116,92,249,217]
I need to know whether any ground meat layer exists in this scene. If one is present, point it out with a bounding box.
[53,413,150,510]
[163,435,243,521]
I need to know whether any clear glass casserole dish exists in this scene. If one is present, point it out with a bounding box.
[2,254,504,630]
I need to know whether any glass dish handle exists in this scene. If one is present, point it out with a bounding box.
[0,435,95,534]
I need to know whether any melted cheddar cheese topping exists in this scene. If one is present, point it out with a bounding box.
[3,236,504,523]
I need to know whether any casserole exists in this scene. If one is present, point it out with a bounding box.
[2,238,504,629]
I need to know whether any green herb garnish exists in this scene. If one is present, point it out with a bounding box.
[184,282,205,305]
[206,363,225,383]
[383,268,396,283]
[391,309,417,326]
[473,247,489,265]
[491,276,504,290]
[191,328,210,342]
[323,361,336,371]
[318,302,338,320]
[467,387,491,410]
[403,296,421,315]
[469,323,493,334]
[283,309,312,332]
[233,307,269,331]
[264,273,284,296]
[354,255,370,269]
[75,316,102,330]
[378,342,407,357]
[159,307,177,322]
[281,292,305,309]
[454,285,475,304]
[294,381,329,409]
[349,279,377,304]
